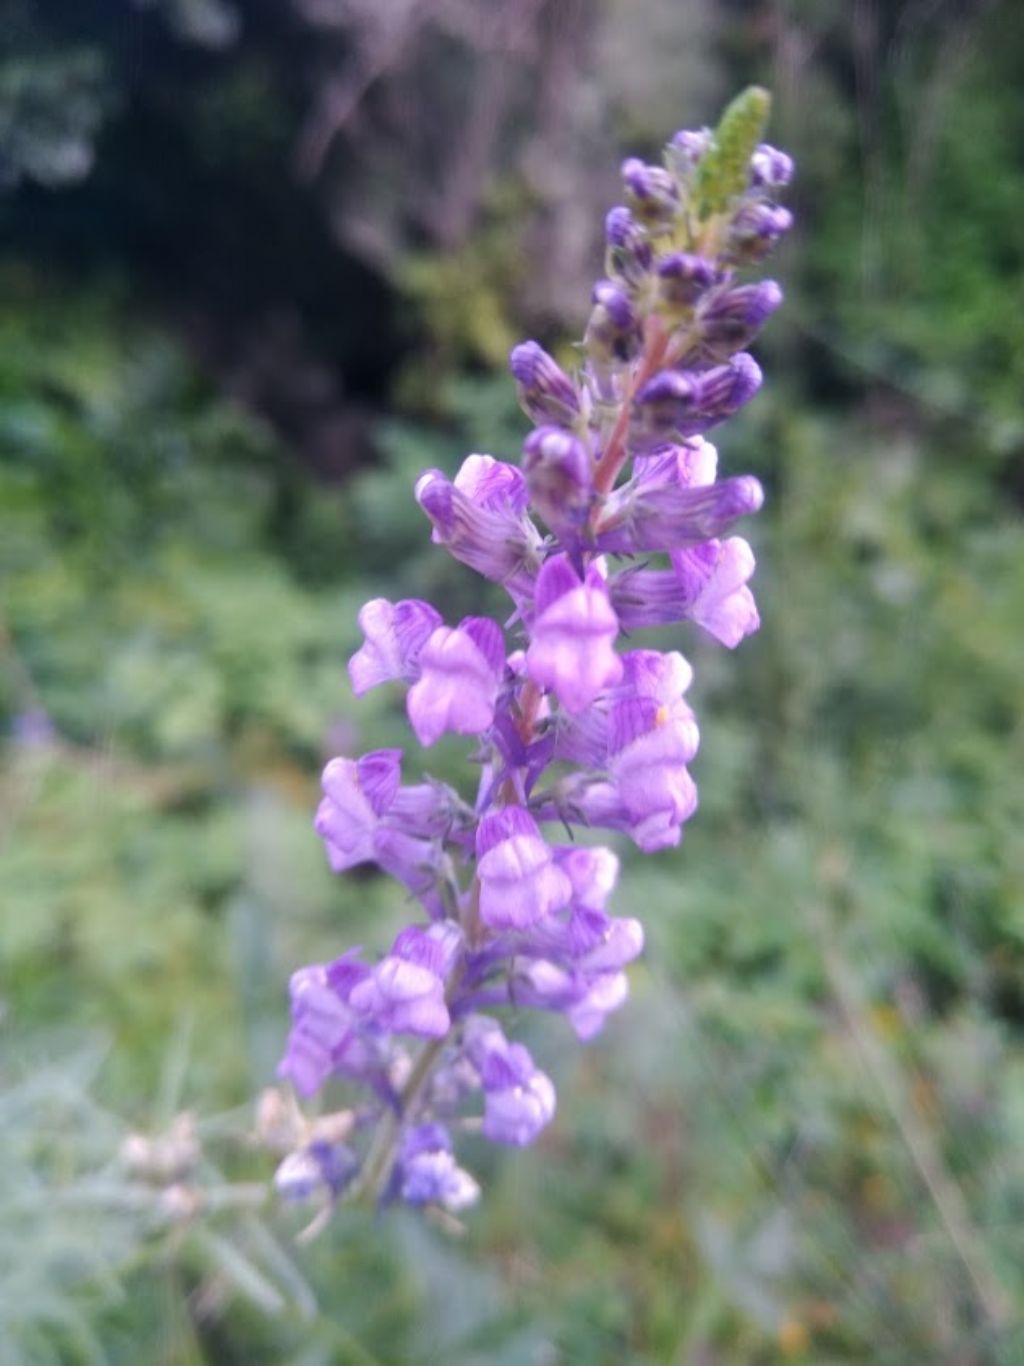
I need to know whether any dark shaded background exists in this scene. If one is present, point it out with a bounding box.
[2,1,1023,1361]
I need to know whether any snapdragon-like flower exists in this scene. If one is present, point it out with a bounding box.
[406,616,504,746]
[476,805,572,930]
[526,555,623,714]
[274,86,792,1217]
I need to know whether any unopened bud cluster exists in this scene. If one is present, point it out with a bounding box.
[274,89,792,1217]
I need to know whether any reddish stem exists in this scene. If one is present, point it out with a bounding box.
[591,318,670,499]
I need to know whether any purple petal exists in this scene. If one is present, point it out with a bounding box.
[348,598,441,695]
[354,749,402,816]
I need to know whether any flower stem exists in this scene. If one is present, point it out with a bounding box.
[592,318,670,499]
[353,1034,450,1208]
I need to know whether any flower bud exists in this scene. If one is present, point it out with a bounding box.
[585,279,640,367]
[621,156,680,227]
[750,143,795,188]
[656,252,719,309]
[668,127,712,169]
[726,201,793,263]
[522,426,593,539]
[632,354,762,447]
[695,280,783,357]
[509,341,580,427]
[604,205,652,286]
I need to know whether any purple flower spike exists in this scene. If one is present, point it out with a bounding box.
[670,537,760,646]
[527,554,623,714]
[275,99,791,1216]
[476,805,572,930]
[510,341,581,428]
[348,598,441,696]
[406,616,504,746]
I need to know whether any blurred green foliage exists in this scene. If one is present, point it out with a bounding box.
[2,0,1024,1362]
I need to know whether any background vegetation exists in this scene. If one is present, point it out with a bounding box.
[2,1,1023,1361]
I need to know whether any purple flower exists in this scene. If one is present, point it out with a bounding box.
[415,455,541,593]
[610,540,760,647]
[399,1124,480,1210]
[608,696,699,850]
[314,751,449,911]
[670,537,760,646]
[726,202,794,263]
[406,616,504,746]
[314,750,402,871]
[349,924,462,1038]
[278,954,381,1097]
[555,845,620,913]
[275,1141,357,1202]
[476,805,572,930]
[669,127,712,168]
[572,694,699,852]
[620,648,694,703]
[514,959,630,1040]
[596,450,763,554]
[528,901,645,976]
[348,598,441,696]
[526,554,623,714]
[566,971,631,1041]
[464,1019,556,1147]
